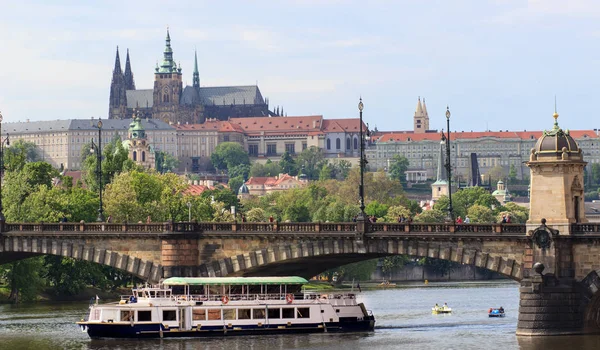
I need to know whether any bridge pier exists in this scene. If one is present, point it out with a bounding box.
[517,276,585,336]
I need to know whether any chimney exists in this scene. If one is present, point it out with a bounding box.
[313,120,317,128]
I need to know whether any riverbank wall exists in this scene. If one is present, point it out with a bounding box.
[371,265,506,282]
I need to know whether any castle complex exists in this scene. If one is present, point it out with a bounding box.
[108,29,272,124]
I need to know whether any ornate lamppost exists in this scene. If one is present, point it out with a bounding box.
[0,112,9,223]
[358,98,366,221]
[441,106,454,222]
[90,119,105,222]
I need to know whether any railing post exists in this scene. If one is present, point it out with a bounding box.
[405,224,410,233]
[316,222,321,233]
[448,224,455,233]
[274,221,279,232]
[232,221,237,232]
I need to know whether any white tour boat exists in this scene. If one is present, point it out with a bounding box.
[77,276,375,338]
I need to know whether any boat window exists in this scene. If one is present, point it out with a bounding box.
[237,309,251,320]
[296,308,310,319]
[207,309,221,320]
[192,308,206,321]
[137,310,152,322]
[163,310,177,321]
[282,308,294,319]
[223,309,236,320]
[267,308,280,319]
[253,308,266,319]
[120,310,133,321]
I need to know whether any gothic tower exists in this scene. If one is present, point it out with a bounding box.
[124,49,136,90]
[108,47,128,119]
[193,49,200,89]
[152,28,183,124]
[413,97,429,133]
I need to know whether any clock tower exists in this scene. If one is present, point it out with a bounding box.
[152,28,183,124]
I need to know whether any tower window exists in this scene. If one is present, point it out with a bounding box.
[133,151,137,161]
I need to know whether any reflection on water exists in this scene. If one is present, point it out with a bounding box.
[1,281,599,350]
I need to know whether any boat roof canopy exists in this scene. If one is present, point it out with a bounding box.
[162,276,308,286]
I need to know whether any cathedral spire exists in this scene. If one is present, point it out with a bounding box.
[422,98,428,117]
[124,48,135,90]
[415,96,424,117]
[158,27,177,73]
[193,49,200,88]
[113,46,122,74]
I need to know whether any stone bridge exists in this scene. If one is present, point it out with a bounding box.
[2,220,600,335]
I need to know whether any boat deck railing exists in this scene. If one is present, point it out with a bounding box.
[115,291,359,305]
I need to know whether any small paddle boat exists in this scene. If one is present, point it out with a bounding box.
[488,307,505,317]
[432,303,452,314]
[377,280,396,288]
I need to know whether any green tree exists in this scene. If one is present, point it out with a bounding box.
[245,207,266,222]
[297,146,325,180]
[229,164,250,180]
[385,205,412,222]
[466,204,495,223]
[414,209,447,223]
[279,151,297,176]
[2,257,46,303]
[284,202,310,222]
[333,160,352,180]
[210,142,249,171]
[381,255,411,279]
[365,201,389,219]
[435,187,500,219]
[389,154,409,183]
[82,136,135,192]
[319,163,334,181]
[4,139,39,172]
[156,150,179,173]
[228,176,244,195]
[508,164,518,184]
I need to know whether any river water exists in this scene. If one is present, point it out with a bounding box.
[1,281,599,350]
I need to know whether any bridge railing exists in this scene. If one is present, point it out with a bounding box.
[369,222,526,234]
[571,223,600,233]
[0,221,526,235]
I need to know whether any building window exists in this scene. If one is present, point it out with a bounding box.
[327,139,331,150]
[336,138,341,150]
[346,138,351,150]
[285,143,295,154]
[133,151,137,161]
[354,137,358,150]
[249,144,258,156]
[267,144,277,156]
[224,135,230,142]
[142,151,146,162]
[302,142,307,151]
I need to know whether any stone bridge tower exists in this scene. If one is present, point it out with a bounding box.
[518,109,589,335]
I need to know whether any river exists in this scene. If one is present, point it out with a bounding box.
[1,281,599,350]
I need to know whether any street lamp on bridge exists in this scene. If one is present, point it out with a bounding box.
[441,106,454,222]
[0,112,9,222]
[90,118,105,222]
[358,98,368,222]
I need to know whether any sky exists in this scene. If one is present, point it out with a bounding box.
[1,0,599,133]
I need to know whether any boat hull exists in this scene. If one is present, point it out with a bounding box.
[81,317,376,339]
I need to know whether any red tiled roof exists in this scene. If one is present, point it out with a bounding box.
[175,120,244,133]
[377,130,599,142]
[322,118,366,132]
[230,116,323,134]
[184,184,220,196]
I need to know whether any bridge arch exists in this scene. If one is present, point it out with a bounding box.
[194,238,524,282]
[0,236,163,282]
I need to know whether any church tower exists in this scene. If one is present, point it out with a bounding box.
[123,110,156,169]
[124,49,136,90]
[413,97,429,133]
[152,28,183,124]
[193,49,200,89]
[108,47,128,119]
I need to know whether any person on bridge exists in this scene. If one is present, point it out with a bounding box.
[501,215,507,224]
[146,215,152,224]
[456,216,463,224]
[269,216,274,223]
[464,216,470,224]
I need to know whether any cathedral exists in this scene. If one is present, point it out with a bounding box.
[108,29,273,124]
